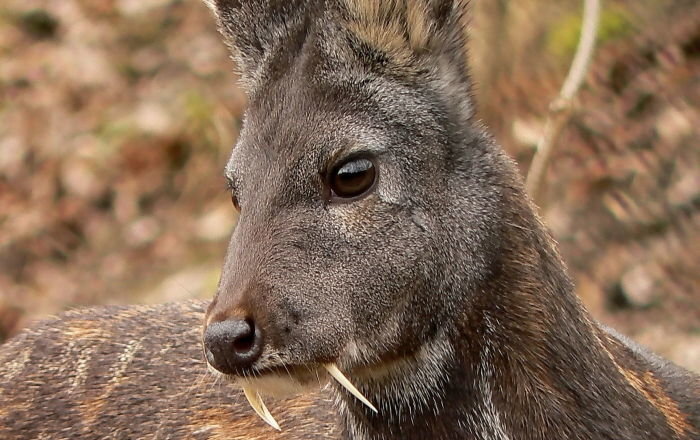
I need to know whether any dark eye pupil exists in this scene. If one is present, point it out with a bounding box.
[331,158,376,199]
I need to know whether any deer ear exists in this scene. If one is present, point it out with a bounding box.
[428,0,471,75]
[341,1,472,116]
[202,0,306,88]
[342,0,470,75]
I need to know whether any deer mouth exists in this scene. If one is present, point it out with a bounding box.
[208,361,378,430]
[242,363,327,393]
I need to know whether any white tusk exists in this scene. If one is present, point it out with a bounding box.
[242,384,282,431]
[324,363,378,413]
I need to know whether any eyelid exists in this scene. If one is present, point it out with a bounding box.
[327,150,380,177]
[326,140,386,170]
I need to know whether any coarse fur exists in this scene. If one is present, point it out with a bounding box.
[0,302,339,439]
[1,1,699,439]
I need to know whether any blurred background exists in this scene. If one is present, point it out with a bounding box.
[0,0,698,371]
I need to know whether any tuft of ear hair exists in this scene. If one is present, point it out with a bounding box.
[341,0,470,74]
[203,0,471,95]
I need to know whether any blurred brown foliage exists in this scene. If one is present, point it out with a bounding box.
[471,0,700,370]
[0,1,698,370]
[1,0,244,325]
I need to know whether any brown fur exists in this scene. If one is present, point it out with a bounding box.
[0,1,698,439]
[0,302,339,439]
[599,331,696,438]
[627,371,690,437]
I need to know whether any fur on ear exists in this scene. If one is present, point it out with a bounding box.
[340,0,470,75]
[202,0,309,88]
[202,0,472,106]
[338,0,473,120]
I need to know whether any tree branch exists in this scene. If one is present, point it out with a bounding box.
[525,0,601,205]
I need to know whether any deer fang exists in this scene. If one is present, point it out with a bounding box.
[324,363,378,413]
[242,384,282,431]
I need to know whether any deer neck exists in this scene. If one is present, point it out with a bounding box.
[335,217,618,440]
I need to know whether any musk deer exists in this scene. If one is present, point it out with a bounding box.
[1,1,699,439]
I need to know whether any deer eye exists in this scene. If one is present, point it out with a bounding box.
[329,157,377,200]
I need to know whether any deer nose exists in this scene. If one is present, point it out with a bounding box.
[203,318,263,374]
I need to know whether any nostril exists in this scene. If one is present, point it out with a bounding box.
[203,318,263,374]
[232,318,256,353]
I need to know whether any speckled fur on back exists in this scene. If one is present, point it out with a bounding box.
[1,1,699,439]
[0,301,338,439]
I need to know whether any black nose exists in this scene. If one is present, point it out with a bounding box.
[203,318,263,374]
